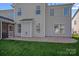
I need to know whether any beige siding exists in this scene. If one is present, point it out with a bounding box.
[45,4,72,37]
[15,3,45,37]
[72,11,79,34]
[14,3,72,37]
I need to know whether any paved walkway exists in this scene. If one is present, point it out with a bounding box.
[6,37,77,43]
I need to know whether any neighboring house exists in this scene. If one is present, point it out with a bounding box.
[13,3,73,38]
[0,9,14,19]
[0,9,15,39]
[72,9,79,34]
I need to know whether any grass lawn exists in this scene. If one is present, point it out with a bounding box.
[0,39,79,56]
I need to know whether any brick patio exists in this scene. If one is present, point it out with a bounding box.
[5,36,77,43]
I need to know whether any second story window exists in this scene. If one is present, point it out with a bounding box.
[17,8,22,16]
[50,8,54,16]
[36,6,40,15]
[64,7,69,16]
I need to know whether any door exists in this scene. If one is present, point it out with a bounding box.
[8,24,14,38]
[21,22,32,37]
[2,22,8,38]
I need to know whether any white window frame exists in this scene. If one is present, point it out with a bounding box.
[54,24,65,34]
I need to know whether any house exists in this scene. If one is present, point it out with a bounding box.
[0,9,15,39]
[13,3,73,38]
[0,9,14,19]
[72,9,79,34]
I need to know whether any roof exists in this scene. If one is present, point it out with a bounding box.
[0,9,14,11]
[47,3,74,7]
[20,19,33,21]
[72,9,79,20]
[0,16,14,22]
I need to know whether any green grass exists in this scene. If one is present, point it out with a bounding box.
[0,39,79,56]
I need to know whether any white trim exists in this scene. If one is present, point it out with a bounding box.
[0,18,15,24]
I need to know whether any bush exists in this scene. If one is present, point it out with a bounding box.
[72,34,79,40]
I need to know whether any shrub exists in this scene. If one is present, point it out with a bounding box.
[72,33,79,40]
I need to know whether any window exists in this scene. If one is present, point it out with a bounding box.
[73,31,77,34]
[50,8,54,16]
[54,24,59,33]
[60,24,64,33]
[17,8,21,16]
[9,26,13,31]
[64,7,69,16]
[54,24,65,34]
[18,24,21,33]
[36,6,40,15]
[8,10,15,19]
[74,20,76,25]
[36,23,40,33]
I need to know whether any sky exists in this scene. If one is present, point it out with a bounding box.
[0,3,79,17]
[72,3,79,17]
[0,3,12,10]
